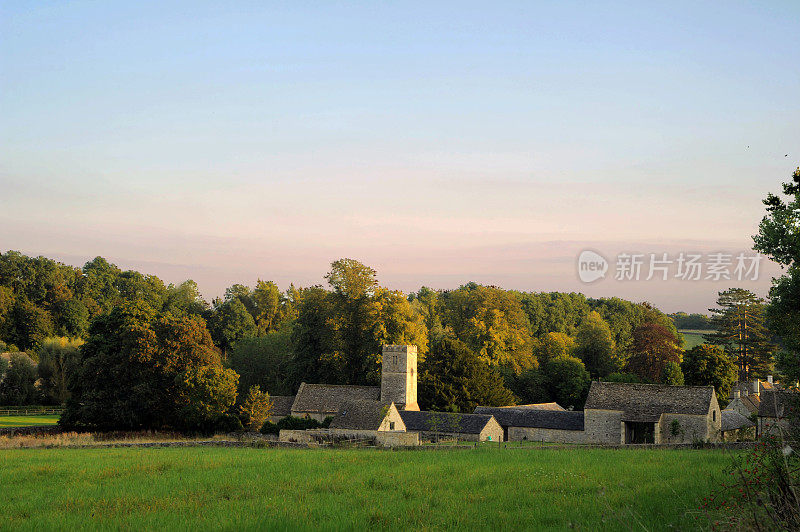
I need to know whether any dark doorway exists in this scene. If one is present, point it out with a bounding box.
[625,422,655,444]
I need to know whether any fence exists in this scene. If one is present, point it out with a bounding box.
[0,406,64,416]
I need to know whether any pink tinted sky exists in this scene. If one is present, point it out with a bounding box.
[1,2,798,313]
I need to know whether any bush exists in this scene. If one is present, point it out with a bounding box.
[260,415,326,435]
[215,413,244,434]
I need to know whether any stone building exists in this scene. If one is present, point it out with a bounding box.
[758,390,798,437]
[720,410,755,441]
[399,410,503,442]
[725,390,761,419]
[583,382,721,444]
[277,345,419,423]
[266,396,295,424]
[474,407,584,443]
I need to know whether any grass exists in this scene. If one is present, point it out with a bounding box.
[0,414,60,428]
[679,329,715,350]
[0,446,729,530]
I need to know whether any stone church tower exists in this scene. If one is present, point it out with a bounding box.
[380,345,419,411]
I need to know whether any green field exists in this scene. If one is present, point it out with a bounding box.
[1,446,729,530]
[0,415,60,428]
[679,329,714,349]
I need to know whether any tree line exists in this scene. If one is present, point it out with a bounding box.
[0,168,798,428]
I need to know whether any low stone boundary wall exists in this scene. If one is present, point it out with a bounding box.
[0,425,62,437]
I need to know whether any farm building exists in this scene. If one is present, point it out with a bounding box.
[271,345,420,424]
[399,410,503,442]
[266,396,295,423]
[720,410,755,441]
[474,406,584,443]
[758,390,798,437]
[583,382,721,444]
[725,390,761,418]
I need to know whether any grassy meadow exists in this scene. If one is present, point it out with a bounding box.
[1,446,729,530]
[0,414,60,428]
[679,329,713,350]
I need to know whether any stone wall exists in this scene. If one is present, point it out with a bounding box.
[659,414,711,444]
[377,405,406,432]
[376,431,419,447]
[508,426,586,443]
[584,409,623,444]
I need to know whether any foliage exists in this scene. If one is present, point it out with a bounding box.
[292,260,427,386]
[681,345,738,403]
[260,415,329,435]
[604,372,641,383]
[533,332,576,366]
[61,305,237,431]
[575,311,616,378]
[626,323,682,383]
[669,312,713,330]
[443,284,534,373]
[705,288,776,380]
[36,337,83,404]
[176,365,239,432]
[208,298,257,356]
[543,355,591,410]
[419,336,515,412]
[239,385,273,431]
[662,361,685,386]
[0,353,38,405]
[776,350,800,385]
[702,394,799,530]
[228,327,295,396]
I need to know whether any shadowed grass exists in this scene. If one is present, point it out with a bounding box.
[0,446,727,530]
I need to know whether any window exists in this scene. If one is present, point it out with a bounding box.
[713,411,716,421]
[389,422,395,430]
[393,355,398,365]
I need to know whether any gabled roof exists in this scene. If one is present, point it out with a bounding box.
[269,396,295,417]
[721,410,755,432]
[399,410,496,435]
[728,394,761,415]
[474,407,584,431]
[584,382,716,423]
[758,390,798,418]
[328,400,397,431]
[290,383,380,414]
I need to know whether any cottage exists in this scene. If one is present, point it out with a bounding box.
[399,410,503,442]
[720,410,755,441]
[758,390,798,437]
[725,390,761,419]
[583,382,721,444]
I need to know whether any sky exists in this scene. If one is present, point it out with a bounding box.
[1,1,799,313]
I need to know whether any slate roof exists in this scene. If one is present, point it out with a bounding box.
[474,407,584,431]
[721,410,755,432]
[492,402,566,411]
[399,410,496,435]
[290,383,380,414]
[758,390,798,419]
[583,382,715,423]
[729,394,761,415]
[328,400,394,431]
[269,396,295,417]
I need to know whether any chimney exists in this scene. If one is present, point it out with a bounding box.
[767,375,773,385]
[733,390,741,400]
[752,379,760,395]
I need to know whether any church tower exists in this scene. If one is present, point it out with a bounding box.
[380,345,419,411]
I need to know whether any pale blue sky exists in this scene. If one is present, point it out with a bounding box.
[2,1,798,311]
